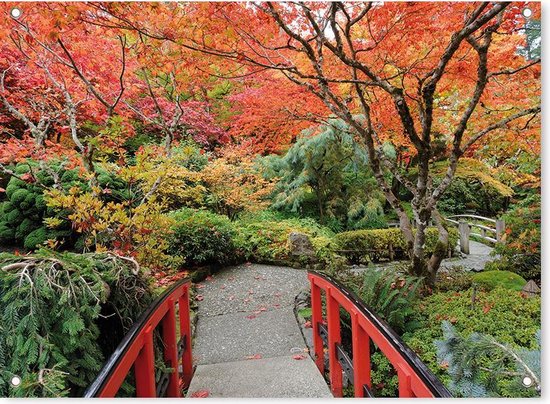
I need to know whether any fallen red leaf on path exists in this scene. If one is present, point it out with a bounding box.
[190,389,210,398]
[246,314,256,320]
[259,307,267,312]
[273,304,280,308]
[195,284,205,289]
[195,295,204,301]
[206,275,213,281]
[292,354,307,360]
[228,295,235,301]
[304,320,312,328]
[220,285,226,289]
[245,354,262,360]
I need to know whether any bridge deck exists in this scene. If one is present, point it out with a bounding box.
[187,264,332,398]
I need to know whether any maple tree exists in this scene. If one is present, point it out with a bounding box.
[161,1,539,284]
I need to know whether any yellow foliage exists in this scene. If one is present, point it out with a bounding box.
[201,156,275,219]
[45,188,177,270]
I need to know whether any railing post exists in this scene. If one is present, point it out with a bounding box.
[178,284,193,388]
[310,278,325,374]
[326,287,343,397]
[397,364,414,397]
[351,311,371,397]
[458,221,470,254]
[496,219,505,242]
[162,299,180,397]
[134,326,156,397]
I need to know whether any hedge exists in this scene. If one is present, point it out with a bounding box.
[334,227,459,263]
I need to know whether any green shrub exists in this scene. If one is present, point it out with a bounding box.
[232,213,334,265]
[432,158,513,216]
[334,227,459,264]
[0,249,153,397]
[0,161,82,250]
[472,271,526,292]
[493,194,540,280]
[168,208,235,266]
[402,287,541,397]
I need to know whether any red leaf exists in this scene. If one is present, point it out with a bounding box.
[0,187,5,193]
[206,275,213,281]
[195,295,204,301]
[195,284,205,289]
[292,354,307,360]
[304,320,312,328]
[190,389,210,398]
[246,314,256,320]
[245,354,262,360]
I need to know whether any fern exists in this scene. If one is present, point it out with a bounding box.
[356,269,422,333]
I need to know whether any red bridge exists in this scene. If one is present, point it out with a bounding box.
[84,271,451,398]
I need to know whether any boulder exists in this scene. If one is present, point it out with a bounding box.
[288,232,316,258]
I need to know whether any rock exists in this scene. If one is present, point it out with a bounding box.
[288,232,316,258]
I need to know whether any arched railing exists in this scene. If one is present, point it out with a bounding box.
[445,214,505,254]
[308,270,452,398]
[84,278,193,397]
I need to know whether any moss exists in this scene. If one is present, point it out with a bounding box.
[472,270,527,292]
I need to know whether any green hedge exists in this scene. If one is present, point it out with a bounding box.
[334,227,459,263]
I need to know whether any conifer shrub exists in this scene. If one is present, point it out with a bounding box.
[0,249,153,397]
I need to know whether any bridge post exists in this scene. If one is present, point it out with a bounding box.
[310,280,325,374]
[496,219,505,242]
[179,286,193,389]
[351,311,371,397]
[162,300,181,397]
[134,327,156,397]
[326,287,343,397]
[458,221,470,254]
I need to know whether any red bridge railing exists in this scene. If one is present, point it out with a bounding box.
[84,278,193,397]
[308,270,452,398]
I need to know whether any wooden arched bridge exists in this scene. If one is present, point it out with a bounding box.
[84,266,452,398]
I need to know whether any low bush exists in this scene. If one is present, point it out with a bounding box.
[232,213,334,265]
[0,249,154,397]
[435,268,473,292]
[402,287,541,397]
[472,270,526,292]
[334,227,459,264]
[168,208,235,267]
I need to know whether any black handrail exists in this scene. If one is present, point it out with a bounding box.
[308,270,452,398]
[83,277,191,397]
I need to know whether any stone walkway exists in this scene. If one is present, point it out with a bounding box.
[186,263,332,398]
[439,240,498,272]
[351,240,498,274]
